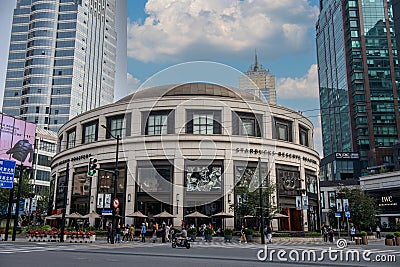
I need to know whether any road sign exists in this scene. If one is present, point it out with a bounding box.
[335,212,341,218]
[113,198,120,209]
[102,209,112,215]
[345,211,351,218]
[0,159,16,189]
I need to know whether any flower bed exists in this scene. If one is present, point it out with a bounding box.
[25,227,95,243]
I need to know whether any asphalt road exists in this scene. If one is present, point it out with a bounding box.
[0,240,399,267]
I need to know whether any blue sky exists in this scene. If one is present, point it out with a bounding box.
[126,0,322,155]
[0,0,322,155]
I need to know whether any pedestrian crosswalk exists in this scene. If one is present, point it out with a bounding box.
[0,243,103,254]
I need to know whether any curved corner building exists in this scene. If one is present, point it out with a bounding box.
[50,83,320,231]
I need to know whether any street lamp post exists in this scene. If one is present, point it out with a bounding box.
[12,164,24,241]
[258,157,265,245]
[60,162,70,242]
[101,125,119,245]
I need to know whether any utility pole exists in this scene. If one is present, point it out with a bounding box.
[4,187,14,241]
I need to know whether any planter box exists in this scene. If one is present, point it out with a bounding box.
[89,235,96,243]
[385,239,394,246]
[355,237,362,245]
[395,237,400,246]
[362,236,368,245]
[189,235,196,242]
[246,235,253,242]
[224,235,232,242]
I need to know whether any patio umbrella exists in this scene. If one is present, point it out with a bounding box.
[185,211,209,219]
[185,211,209,227]
[82,212,102,219]
[153,211,176,218]
[126,211,148,225]
[47,213,63,219]
[212,211,234,229]
[125,211,148,218]
[211,211,234,218]
[272,213,289,219]
[45,214,58,220]
[66,212,84,219]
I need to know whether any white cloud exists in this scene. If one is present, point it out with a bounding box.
[276,64,319,99]
[127,72,141,92]
[127,0,319,62]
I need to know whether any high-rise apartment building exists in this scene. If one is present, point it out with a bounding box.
[239,53,276,104]
[2,0,117,132]
[316,0,400,175]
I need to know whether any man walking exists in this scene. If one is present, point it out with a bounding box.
[264,225,272,244]
[239,225,247,243]
[376,225,381,239]
[107,222,113,243]
[350,226,356,241]
[141,222,147,242]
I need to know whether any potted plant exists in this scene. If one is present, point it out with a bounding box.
[385,234,395,246]
[245,228,254,242]
[187,228,197,241]
[394,232,400,246]
[223,228,233,242]
[204,227,214,242]
[359,231,368,245]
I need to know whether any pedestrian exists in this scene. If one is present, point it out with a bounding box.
[328,228,334,243]
[264,225,272,244]
[141,222,147,242]
[200,224,205,241]
[107,222,113,243]
[170,226,175,241]
[165,224,170,242]
[115,224,121,243]
[161,223,166,243]
[350,226,356,241]
[323,226,328,242]
[239,225,247,243]
[376,225,381,239]
[152,227,157,243]
[129,224,135,241]
[122,224,129,242]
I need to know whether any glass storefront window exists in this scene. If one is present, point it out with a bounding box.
[137,167,171,193]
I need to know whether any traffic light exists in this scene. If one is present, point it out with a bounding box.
[88,157,97,176]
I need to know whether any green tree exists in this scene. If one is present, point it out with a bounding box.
[229,179,276,224]
[332,187,378,231]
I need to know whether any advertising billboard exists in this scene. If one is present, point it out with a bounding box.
[0,114,36,167]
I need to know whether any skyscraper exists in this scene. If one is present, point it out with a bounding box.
[2,0,117,132]
[239,53,276,104]
[316,0,400,175]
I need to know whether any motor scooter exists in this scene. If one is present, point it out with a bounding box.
[172,235,191,249]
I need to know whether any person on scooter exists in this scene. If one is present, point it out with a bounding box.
[178,228,188,245]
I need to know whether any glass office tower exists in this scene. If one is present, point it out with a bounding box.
[3,0,117,132]
[316,0,400,175]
